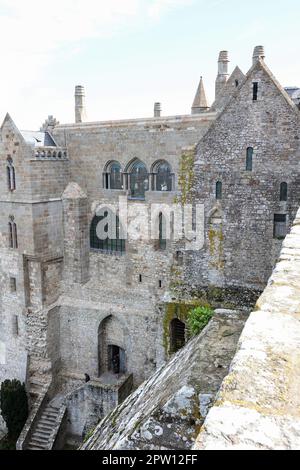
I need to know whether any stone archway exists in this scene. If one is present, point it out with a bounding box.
[98,315,126,376]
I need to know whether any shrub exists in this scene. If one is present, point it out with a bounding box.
[0,380,28,439]
[187,306,214,336]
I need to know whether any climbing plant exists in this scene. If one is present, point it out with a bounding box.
[187,306,214,336]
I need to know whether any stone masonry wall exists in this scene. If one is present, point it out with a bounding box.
[195,207,300,450]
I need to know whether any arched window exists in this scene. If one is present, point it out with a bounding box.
[8,219,18,249]
[90,208,125,254]
[170,319,185,354]
[246,147,253,171]
[6,158,16,191]
[216,181,222,200]
[159,212,167,250]
[103,161,123,190]
[129,160,149,199]
[153,161,173,191]
[280,182,288,202]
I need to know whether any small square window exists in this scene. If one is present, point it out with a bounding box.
[10,277,17,292]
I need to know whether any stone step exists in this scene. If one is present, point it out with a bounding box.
[29,439,48,449]
[36,425,53,434]
[31,432,50,441]
[27,445,46,451]
[39,415,56,427]
[36,424,53,432]
[41,414,57,421]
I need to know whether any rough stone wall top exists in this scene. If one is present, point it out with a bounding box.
[194,207,300,450]
[81,309,248,450]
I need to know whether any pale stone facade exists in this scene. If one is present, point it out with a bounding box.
[1,46,300,446]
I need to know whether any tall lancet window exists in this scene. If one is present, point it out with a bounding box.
[280,182,288,202]
[246,147,253,171]
[8,217,18,249]
[6,158,16,191]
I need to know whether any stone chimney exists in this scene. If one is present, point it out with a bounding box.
[75,85,87,123]
[215,50,230,101]
[252,45,265,65]
[154,102,161,117]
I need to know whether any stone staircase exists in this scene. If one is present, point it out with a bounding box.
[27,403,61,450]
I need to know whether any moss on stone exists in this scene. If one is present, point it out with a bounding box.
[163,300,211,355]
[174,146,196,206]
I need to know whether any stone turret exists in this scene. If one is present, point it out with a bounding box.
[191,76,209,114]
[62,182,89,284]
[75,85,87,123]
[215,50,229,101]
[252,45,265,65]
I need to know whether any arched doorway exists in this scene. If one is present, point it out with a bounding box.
[108,345,126,374]
[98,316,126,376]
[170,318,186,354]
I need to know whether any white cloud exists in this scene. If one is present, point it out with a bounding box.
[0,0,195,127]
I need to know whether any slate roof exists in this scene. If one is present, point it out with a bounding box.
[20,130,57,147]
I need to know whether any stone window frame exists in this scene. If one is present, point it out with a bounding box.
[246,147,254,171]
[125,158,150,200]
[103,160,124,190]
[90,208,126,255]
[280,182,288,202]
[6,157,16,192]
[9,276,17,293]
[150,159,175,192]
[8,217,18,249]
[251,79,261,102]
[216,181,222,200]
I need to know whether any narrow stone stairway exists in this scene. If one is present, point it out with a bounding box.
[27,403,61,450]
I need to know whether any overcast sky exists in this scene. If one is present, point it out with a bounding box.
[0,0,299,129]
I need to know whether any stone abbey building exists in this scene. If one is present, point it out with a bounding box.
[1,46,300,448]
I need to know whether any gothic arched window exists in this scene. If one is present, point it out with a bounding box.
[280,182,288,202]
[246,147,253,171]
[6,158,16,191]
[8,218,18,249]
[153,161,173,191]
[216,181,222,200]
[129,160,149,199]
[103,161,123,190]
[90,209,125,254]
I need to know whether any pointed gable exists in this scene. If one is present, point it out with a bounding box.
[211,66,245,113]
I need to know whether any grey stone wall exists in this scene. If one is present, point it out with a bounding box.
[184,60,300,294]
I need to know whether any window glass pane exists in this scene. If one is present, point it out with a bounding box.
[246,148,253,171]
[280,182,287,201]
[130,161,149,199]
[110,163,123,190]
[156,162,172,191]
[216,181,222,200]
[90,211,125,253]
